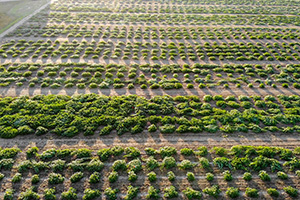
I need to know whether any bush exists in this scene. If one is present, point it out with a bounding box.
[12,173,22,183]
[127,159,142,172]
[243,172,252,181]
[124,186,139,200]
[162,156,176,169]
[284,186,298,197]
[159,146,177,157]
[31,174,40,184]
[19,188,40,200]
[83,189,101,200]
[180,148,194,156]
[178,160,194,170]
[187,172,195,181]
[277,171,288,180]
[259,170,270,181]
[267,188,279,197]
[4,189,13,200]
[61,187,77,200]
[206,173,214,181]
[44,188,56,200]
[203,185,221,198]
[89,172,101,184]
[245,188,258,198]
[147,172,157,182]
[167,171,175,181]
[128,171,137,182]
[48,173,64,184]
[223,170,233,181]
[148,124,157,132]
[112,160,127,171]
[164,186,178,199]
[183,187,202,199]
[145,156,159,170]
[70,171,84,183]
[104,187,118,200]
[108,171,118,183]
[146,186,159,199]
[226,187,239,198]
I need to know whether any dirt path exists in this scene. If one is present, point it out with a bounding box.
[0,132,299,149]
[0,85,298,98]
[0,0,51,39]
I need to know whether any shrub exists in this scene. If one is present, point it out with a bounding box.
[223,170,233,181]
[148,124,157,132]
[178,160,194,170]
[108,171,118,183]
[203,185,221,198]
[259,170,270,181]
[284,186,298,197]
[0,173,4,181]
[89,172,101,184]
[124,186,139,200]
[206,173,214,181]
[243,172,252,181]
[12,173,22,183]
[83,189,101,200]
[145,156,159,170]
[245,188,258,198]
[164,186,178,199]
[226,187,239,198]
[147,172,157,182]
[277,171,288,180]
[167,171,175,181]
[187,172,195,181]
[162,156,176,169]
[4,189,14,200]
[48,173,64,184]
[61,187,77,200]
[70,171,84,183]
[159,146,177,157]
[267,188,279,197]
[180,148,194,156]
[44,188,56,200]
[19,188,40,200]
[128,171,137,182]
[104,187,118,200]
[31,174,40,184]
[183,187,202,199]
[146,186,159,199]
[124,147,141,158]
[26,147,39,159]
[127,159,142,172]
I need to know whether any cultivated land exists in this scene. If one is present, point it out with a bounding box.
[2,0,300,199]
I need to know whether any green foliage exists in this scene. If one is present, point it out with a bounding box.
[243,172,252,181]
[104,187,118,200]
[83,189,101,200]
[186,172,195,181]
[164,186,178,199]
[162,156,176,169]
[108,171,118,183]
[167,171,176,181]
[70,172,84,183]
[19,188,40,200]
[267,188,279,197]
[147,172,157,182]
[226,187,239,198]
[206,173,214,181]
[245,188,259,198]
[203,185,221,198]
[183,187,202,199]
[89,172,101,184]
[124,186,139,200]
[48,173,64,184]
[61,187,77,200]
[146,186,159,199]
[284,186,298,197]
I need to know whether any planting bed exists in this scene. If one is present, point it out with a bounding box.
[1,0,300,199]
[1,145,300,199]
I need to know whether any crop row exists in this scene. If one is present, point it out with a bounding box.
[49,4,300,15]
[53,0,300,6]
[7,25,300,41]
[0,94,300,138]
[1,145,300,199]
[2,39,300,62]
[30,12,300,26]
[0,62,300,89]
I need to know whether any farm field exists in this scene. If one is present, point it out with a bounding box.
[2,0,300,199]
